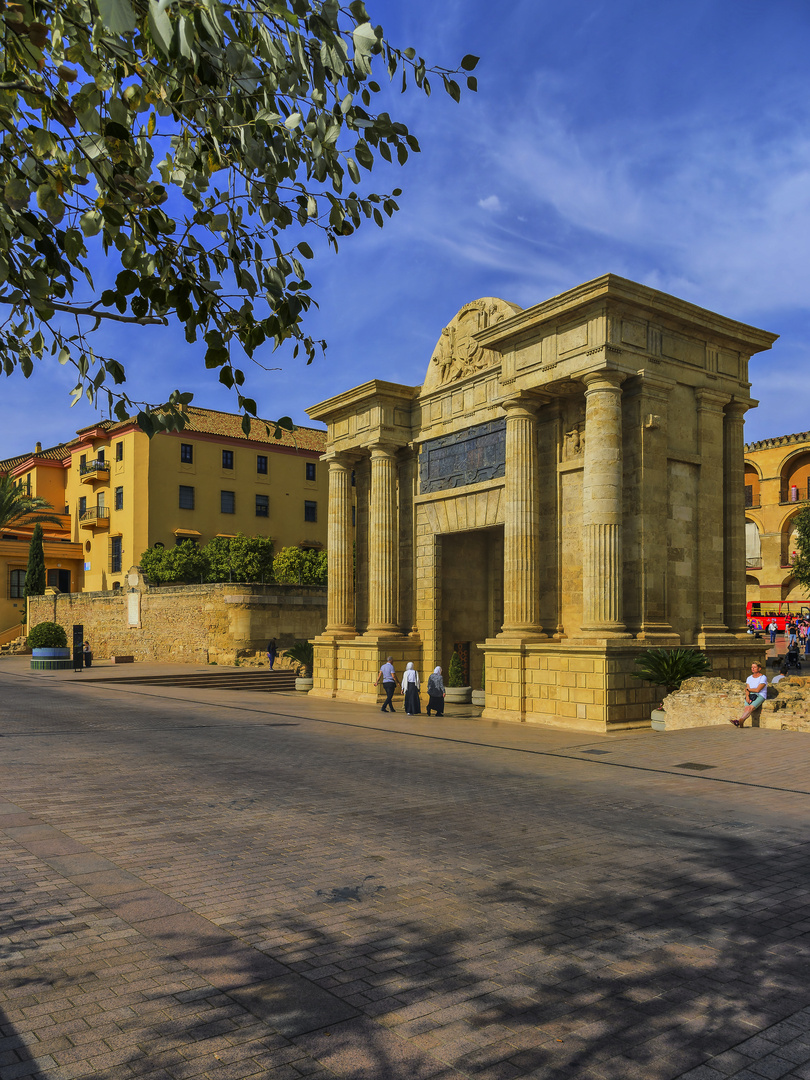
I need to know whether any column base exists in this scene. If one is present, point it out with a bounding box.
[362,629,410,644]
[496,628,548,644]
[321,627,359,640]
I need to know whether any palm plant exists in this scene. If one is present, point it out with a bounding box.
[632,647,712,699]
[0,476,62,530]
[284,640,314,676]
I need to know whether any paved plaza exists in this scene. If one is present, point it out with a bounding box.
[4,659,810,1079]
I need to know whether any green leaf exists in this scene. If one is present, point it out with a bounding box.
[80,211,102,237]
[460,54,479,71]
[148,0,173,55]
[97,0,137,34]
[4,180,30,212]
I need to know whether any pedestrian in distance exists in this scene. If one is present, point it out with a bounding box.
[426,666,445,716]
[768,619,778,644]
[731,662,768,727]
[401,661,421,715]
[267,639,277,669]
[83,641,92,668]
[375,656,398,713]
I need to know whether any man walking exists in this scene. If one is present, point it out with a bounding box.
[376,656,398,713]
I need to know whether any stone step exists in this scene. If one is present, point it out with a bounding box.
[92,671,298,692]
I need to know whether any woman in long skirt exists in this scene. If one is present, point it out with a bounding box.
[401,661,421,715]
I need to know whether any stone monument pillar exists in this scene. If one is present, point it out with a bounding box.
[724,401,750,635]
[634,372,677,639]
[581,370,630,636]
[696,389,732,640]
[500,394,546,639]
[324,453,356,637]
[367,444,400,635]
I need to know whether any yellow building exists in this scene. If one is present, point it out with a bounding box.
[0,407,327,636]
[744,431,810,622]
[0,442,83,642]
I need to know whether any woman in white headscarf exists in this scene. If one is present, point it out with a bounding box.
[401,661,421,715]
[426,666,445,716]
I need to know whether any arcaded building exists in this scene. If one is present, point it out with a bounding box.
[308,275,776,732]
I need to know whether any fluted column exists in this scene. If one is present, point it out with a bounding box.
[500,394,546,639]
[581,371,630,635]
[724,400,750,635]
[324,453,356,637]
[367,444,399,634]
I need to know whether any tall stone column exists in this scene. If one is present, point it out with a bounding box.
[634,372,676,638]
[724,400,750,635]
[696,389,731,639]
[581,370,629,636]
[500,394,546,639]
[367,444,400,635]
[324,453,356,637]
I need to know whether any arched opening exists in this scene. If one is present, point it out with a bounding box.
[780,450,810,504]
[744,464,760,508]
[781,512,803,568]
[745,519,761,568]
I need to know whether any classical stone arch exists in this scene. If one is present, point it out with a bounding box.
[779,449,810,504]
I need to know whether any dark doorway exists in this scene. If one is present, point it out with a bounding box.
[439,526,503,689]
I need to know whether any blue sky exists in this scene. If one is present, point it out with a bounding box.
[2,0,809,458]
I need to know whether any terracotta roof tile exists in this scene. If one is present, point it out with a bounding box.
[168,407,326,452]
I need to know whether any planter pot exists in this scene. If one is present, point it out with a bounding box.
[32,648,70,659]
[445,686,472,705]
[295,676,314,692]
[471,690,486,707]
[651,709,667,731]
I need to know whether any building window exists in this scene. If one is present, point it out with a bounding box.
[9,569,25,598]
[221,490,235,514]
[97,448,105,462]
[304,500,317,522]
[175,536,198,547]
[78,495,87,518]
[352,506,356,527]
[114,486,123,511]
[306,462,316,481]
[110,536,123,574]
[179,485,195,510]
[255,494,269,517]
[257,455,268,475]
[80,454,86,470]
[180,443,193,463]
[222,449,234,470]
[116,442,123,461]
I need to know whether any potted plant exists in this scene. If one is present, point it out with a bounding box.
[471,662,485,707]
[632,647,712,730]
[445,650,472,705]
[27,621,71,670]
[284,640,314,691]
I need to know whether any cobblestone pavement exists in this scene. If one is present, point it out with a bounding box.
[4,659,810,1079]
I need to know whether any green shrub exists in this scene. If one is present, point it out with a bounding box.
[631,647,711,695]
[27,621,67,649]
[273,546,327,585]
[284,640,314,676]
[448,651,465,687]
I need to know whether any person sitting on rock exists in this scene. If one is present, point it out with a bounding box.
[732,662,768,727]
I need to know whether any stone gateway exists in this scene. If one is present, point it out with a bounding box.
[307,275,776,731]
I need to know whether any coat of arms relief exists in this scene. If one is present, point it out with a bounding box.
[424,297,520,390]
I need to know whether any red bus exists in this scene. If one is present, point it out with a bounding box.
[746,600,810,632]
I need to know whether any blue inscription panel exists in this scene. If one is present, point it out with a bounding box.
[419,419,506,493]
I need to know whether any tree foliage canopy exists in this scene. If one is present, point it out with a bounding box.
[24,520,46,595]
[0,475,63,529]
[272,543,325,584]
[790,505,810,595]
[138,532,275,583]
[0,0,477,435]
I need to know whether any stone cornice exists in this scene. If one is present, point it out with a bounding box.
[307,380,420,424]
[473,273,779,356]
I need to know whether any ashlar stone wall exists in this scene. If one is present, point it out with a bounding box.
[29,582,326,665]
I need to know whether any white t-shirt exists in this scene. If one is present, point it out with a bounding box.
[746,673,768,696]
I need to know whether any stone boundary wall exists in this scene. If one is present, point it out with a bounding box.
[662,675,810,731]
[29,583,327,665]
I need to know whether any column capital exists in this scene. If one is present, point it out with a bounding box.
[367,441,401,460]
[631,369,677,398]
[501,391,549,419]
[323,450,358,467]
[724,398,752,419]
[581,369,627,392]
[694,387,732,412]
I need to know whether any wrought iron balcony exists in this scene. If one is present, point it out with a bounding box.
[79,459,110,483]
[79,506,110,529]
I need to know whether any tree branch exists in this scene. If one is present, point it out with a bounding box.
[0,296,167,325]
